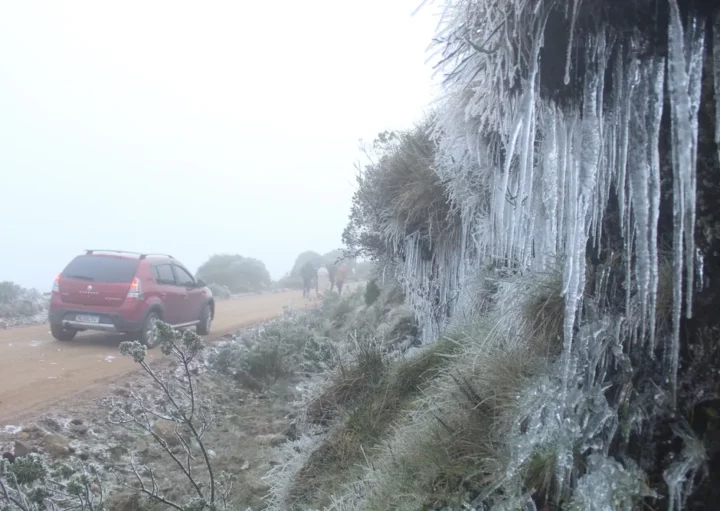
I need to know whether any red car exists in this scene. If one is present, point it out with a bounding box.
[49,250,215,347]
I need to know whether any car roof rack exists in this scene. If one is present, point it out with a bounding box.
[139,253,175,260]
[84,249,174,260]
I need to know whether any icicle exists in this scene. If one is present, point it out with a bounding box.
[621,58,640,328]
[626,56,665,350]
[714,12,720,162]
[563,0,581,85]
[510,21,542,268]
[591,30,609,251]
[555,111,568,266]
[541,105,560,264]
[684,14,705,319]
[666,0,702,407]
[647,57,665,351]
[628,68,652,343]
[616,51,635,233]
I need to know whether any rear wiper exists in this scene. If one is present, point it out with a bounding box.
[65,274,94,281]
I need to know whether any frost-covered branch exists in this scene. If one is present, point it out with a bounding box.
[113,323,224,509]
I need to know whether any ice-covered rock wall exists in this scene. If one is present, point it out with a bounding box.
[398,0,718,392]
[390,0,720,506]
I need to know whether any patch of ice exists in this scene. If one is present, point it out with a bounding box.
[1,425,22,435]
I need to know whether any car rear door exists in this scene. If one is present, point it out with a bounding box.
[172,264,204,323]
[151,262,183,325]
[59,255,139,307]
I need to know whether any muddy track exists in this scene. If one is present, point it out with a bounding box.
[0,289,315,426]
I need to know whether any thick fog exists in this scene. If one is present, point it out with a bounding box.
[0,0,438,290]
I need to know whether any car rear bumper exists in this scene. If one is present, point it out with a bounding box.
[49,309,143,333]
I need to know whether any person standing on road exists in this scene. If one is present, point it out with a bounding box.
[335,263,348,295]
[327,263,337,292]
[301,261,316,299]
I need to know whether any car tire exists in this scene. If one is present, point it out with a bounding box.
[139,311,161,348]
[50,323,77,341]
[196,304,212,335]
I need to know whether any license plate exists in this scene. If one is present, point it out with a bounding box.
[76,314,100,324]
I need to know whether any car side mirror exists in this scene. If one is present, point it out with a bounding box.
[196,279,207,287]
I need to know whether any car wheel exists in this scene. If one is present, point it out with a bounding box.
[140,312,161,348]
[196,304,212,335]
[50,323,77,341]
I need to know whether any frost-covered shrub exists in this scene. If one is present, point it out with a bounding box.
[0,281,22,304]
[0,281,48,322]
[209,309,334,383]
[113,323,235,510]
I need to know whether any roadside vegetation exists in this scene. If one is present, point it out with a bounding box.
[1,280,419,510]
[0,281,48,329]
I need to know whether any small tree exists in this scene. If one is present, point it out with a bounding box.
[110,324,234,510]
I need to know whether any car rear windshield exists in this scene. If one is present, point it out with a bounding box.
[62,256,140,283]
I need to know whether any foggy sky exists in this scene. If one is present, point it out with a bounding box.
[0,0,439,290]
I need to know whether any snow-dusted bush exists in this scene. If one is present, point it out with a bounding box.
[0,281,48,327]
[209,305,345,386]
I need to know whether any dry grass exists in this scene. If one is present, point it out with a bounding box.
[289,338,460,509]
[306,366,373,426]
[348,120,460,259]
[359,331,547,511]
[519,266,566,357]
[281,271,571,510]
[305,291,562,511]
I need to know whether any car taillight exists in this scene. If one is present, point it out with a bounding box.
[52,274,61,293]
[126,277,143,300]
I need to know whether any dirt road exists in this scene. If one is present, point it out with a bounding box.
[0,289,315,426]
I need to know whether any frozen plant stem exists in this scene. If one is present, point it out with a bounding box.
[116,326,217,508]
